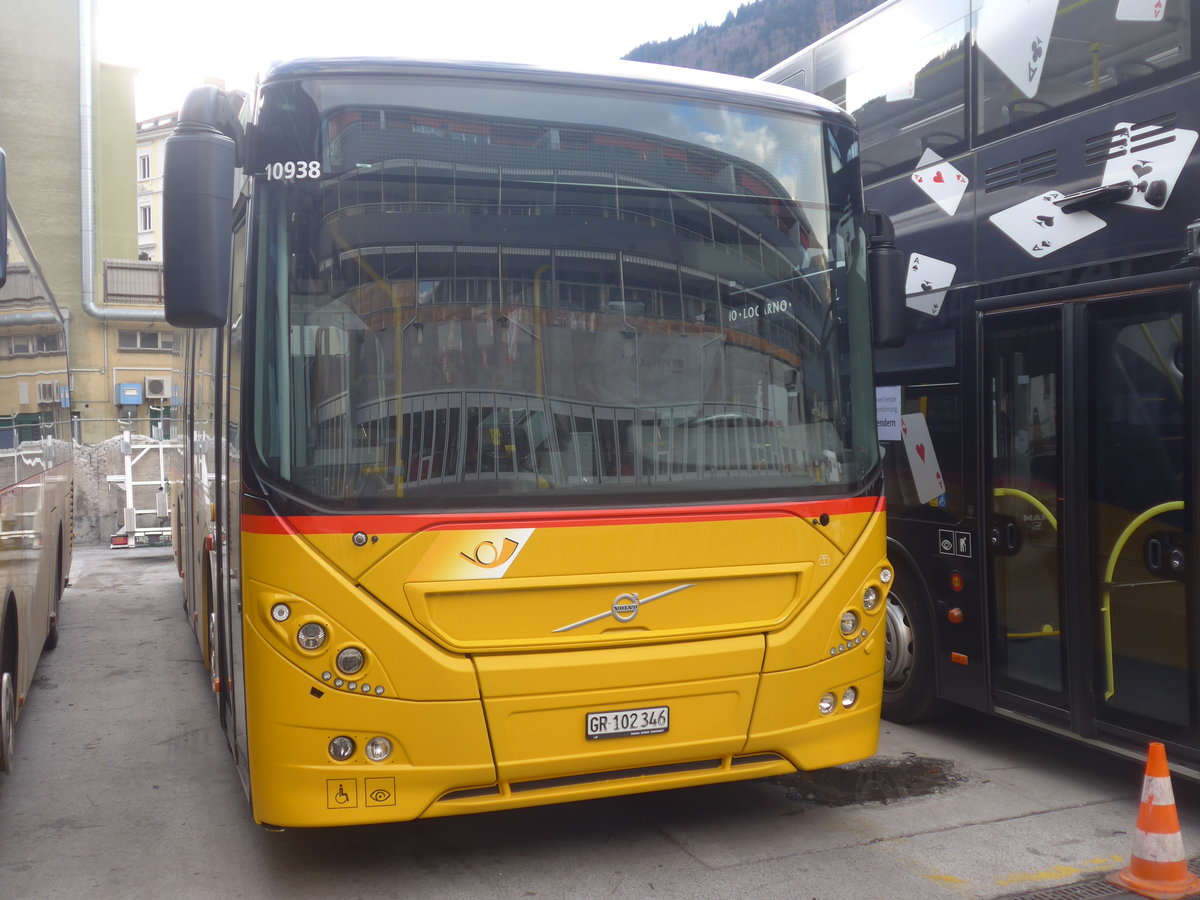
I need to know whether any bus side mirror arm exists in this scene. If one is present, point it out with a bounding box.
[1053,180,1141,214]
[866,209,907,349]
[163,86,244,329]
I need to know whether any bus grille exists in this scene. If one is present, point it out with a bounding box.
[984,149,1057,192]
[436,753,787,803]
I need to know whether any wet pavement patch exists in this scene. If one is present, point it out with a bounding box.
[770,755,965,808]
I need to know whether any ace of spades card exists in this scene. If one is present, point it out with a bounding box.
[900,413,945,505]
[989,191,1106,258]
[905,253,957,316]
[976,0,1059,99]
[1100,123,1198,211]
[1116,0,1167,20]
[911,149,970,216]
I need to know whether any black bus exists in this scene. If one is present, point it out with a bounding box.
[763,0,1200,776]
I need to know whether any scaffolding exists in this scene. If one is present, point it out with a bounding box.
[107,430,178,549]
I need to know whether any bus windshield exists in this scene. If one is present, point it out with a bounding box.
[249,73,877,508]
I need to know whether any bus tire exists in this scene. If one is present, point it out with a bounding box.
[0,671,14,775]
[44,534,63,651]
[882,574,949,723]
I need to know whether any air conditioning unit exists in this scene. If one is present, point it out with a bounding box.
[145,376,172,400]
[36,381,57,404]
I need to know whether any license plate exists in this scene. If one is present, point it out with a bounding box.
[585,706,669,740]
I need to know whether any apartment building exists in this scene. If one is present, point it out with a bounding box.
[0,0,176,445]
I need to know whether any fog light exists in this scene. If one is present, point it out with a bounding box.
[297,622,327,650]
[270,603,291,622]
[842,686,858,709]
[840,610,860,636]
[337,647,366,675]
[819,692,837,715]
[862,586,881,611]
[365,737,392,762]
[328,736,355,761]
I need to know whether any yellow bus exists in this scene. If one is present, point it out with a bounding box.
[0,149,75,776]
[163,59,903,827]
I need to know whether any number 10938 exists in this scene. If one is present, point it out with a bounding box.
[265,160,322,181]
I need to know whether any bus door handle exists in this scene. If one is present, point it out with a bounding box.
[1144,532,1187,580]
[988,514,1022,555]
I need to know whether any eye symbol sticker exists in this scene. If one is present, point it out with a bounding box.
[370,789,392,803]
[461,538,520,568]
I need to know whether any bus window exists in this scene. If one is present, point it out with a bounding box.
[976,0,1194,136]
[813,0,970,180]
[881,385,964,520]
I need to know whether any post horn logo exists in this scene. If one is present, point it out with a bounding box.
[461,537,521,569]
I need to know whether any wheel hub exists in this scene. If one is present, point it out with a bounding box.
[884,595,915,687]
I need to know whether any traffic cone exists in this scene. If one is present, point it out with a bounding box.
[1106,742,1200,900]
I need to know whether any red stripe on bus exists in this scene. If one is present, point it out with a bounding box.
[242,495,884,535]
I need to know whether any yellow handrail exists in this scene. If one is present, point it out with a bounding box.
[993,487,1058,531]
[993,487,1060,639]
[1100,501,1185,700]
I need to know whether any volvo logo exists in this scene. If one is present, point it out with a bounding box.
[553,583,695,633]
[611,594,640,621]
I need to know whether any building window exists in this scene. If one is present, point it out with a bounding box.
[118,329,174,352]
[138,153,151,180]
[139,204,152,232]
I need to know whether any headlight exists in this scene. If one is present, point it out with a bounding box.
[862,586,881,611]
[880,567,893,584]
[270,603,291,622]
[297,622,328,650]
[336,647,366,675]
[365,737,392,762]
[819,692,837,715]
[840,610,860,636]
[328,736,355,761]
[842,686,858,709]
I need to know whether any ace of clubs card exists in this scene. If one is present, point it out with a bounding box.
[976,0,1060,98]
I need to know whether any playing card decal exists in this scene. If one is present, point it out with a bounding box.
[1116,0,1167,21]
[989,191,1106,257]
[976,0,1060,99]
[906,253,956,316]
[911,149,970,216]
[901,413,945,505]
[1101,123,1197,211]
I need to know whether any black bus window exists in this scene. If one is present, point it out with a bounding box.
[976,0,1193,136]
[812,0,970,180]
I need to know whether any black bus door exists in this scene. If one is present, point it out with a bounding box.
[1086,291,1195,748]
[983,291,1198,758]
[984,307,1070,720]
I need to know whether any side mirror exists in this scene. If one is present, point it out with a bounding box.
[866,209,906,349]
[163,87,242,328]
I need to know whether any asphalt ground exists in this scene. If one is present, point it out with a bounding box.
[1,544,1198,899]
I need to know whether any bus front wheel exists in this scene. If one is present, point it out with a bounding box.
[882,581,948,723]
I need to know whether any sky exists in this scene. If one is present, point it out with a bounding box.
[95,0,747,120]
